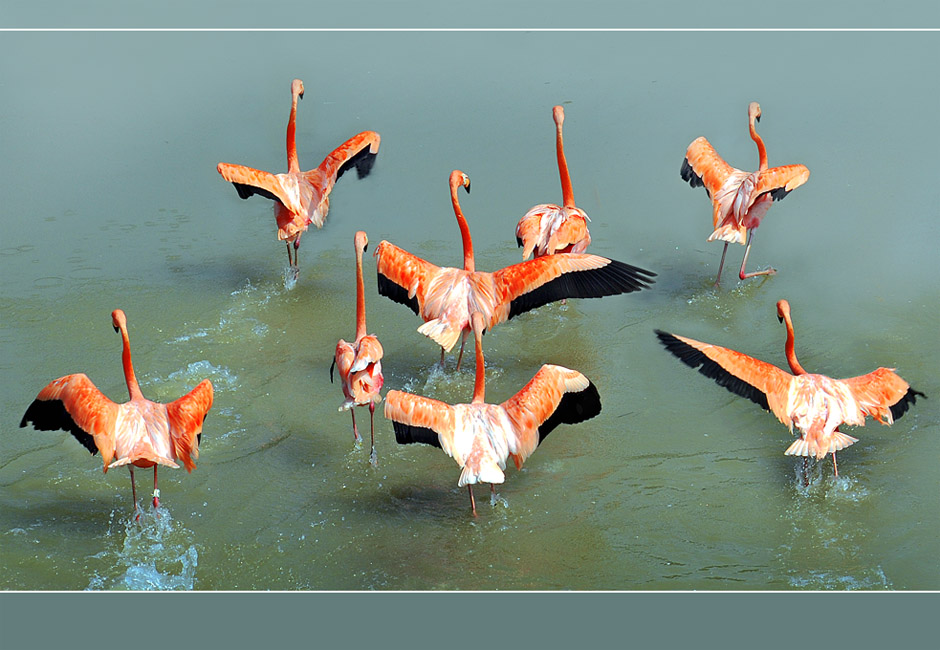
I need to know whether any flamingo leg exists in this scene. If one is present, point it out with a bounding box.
[490,483,497,506]
[738,230,776,280]
[714,242,730,286]
[440,346,446,367]
[293,237,301,267]
[801,457,810,487]
[369,402,378,467]
[468,485,478,517]
[455,330,469,371]
[286,242,294,267]
[351,409,361,443]
[129,466,140,520]
[152,466,160,509]
[831,451,839,477]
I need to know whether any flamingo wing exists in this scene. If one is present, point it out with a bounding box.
[351,335,384,373]
[655,330,795,427]
[311,131,381,189]
[332,339,356,383]
[491,253,656,323]
[166,379,214,472]
[20,374,120,466]
[841,368,925,424]
[754,164,810,203]
[217,163,290,207]
[500,364,602,468]
[384,390,457,452]
[681,137,737,199]
[374,241,443,315]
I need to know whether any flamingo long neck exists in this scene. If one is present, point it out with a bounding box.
[118,325,144,400]
[453,183,475,272]
[286,93,300,173]
[472,326,485,404]
[749,116,768,171]
[556,121,575,207]
[354,246,367,340]
[782,314,807,375]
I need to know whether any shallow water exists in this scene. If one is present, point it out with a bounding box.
[1,31,938,591]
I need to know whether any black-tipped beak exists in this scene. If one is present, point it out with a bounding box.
[329,357,336,383]
[113,324,120,333]
[364,243,369,253]
[756,114,761,123]
[465,180,471,194]
[777,315,783,323]
[299,90,304,100]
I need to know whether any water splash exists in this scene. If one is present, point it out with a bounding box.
[86,508,198,591]
[284,265,299,291]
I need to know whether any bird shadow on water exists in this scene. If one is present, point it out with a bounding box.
[85,507,199,591]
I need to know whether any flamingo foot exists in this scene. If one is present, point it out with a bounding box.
[369,447,378,467]
[490,484,498,507]
[739,266,776,280]
[284,265,300,290]
[152,489,160,510]
[468,485,478,517]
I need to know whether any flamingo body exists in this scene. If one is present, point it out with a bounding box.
[681,102,809,282]
[385,312,601,514]
[20,310,213,513]
[217,78,380,268]
[376,170,655,360]
[516,106,591,260]
[655,300,924,470]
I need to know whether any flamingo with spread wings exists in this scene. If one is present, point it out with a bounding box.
[655,300,924,477]
[331,230,384,466]
[217,78,380,272]
[375,170,656,369]
[385,312,602,516]
[515,105,591,260]
[20,310,214,518]
[681,102,809,284]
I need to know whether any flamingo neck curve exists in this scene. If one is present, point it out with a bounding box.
[354,244,367,340]
[556,116,575,207]
[472,323,485,404]
[286,92,300,174]
[118,324,144,400]
[452,181,475,272]
[781,312,807,375]
[749,115,768,171]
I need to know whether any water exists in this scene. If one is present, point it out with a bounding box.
[1,31,937,591]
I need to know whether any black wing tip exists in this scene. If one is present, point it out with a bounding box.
[769,186,792,202]
[654,329,771,412]
[538,381,603,444]
[391,420,442,449]
[507,258,656,321]
[680,157,704,188]
[377,273,420,315]
[336,146,378,182]
[516,236,523,248]
[20,399,99,455]
[890,387,926,422]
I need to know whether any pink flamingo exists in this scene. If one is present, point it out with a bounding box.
[218,78,380,272]
[331,230,384,466]
[20,310,213,518]
[681,102,810,284]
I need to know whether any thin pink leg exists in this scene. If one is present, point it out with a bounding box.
[152,466,160,509]
[351,409,361,443]
[455,331,469,371]
[129,466,140,521]
[714,242,729,286]
[831,451,839,477]
[468,486,478,517]
[739,230,776,280]
[369,402,378,466]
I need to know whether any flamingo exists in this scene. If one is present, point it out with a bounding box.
[375,170,656,369]
[20,310,214,518]
[681,102,810,284]
[385,312,602,516]
[655,300,924,478]
[331,230,384,466]
[515,105,592,260]
[217,78,380,272]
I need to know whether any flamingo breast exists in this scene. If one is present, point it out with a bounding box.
[109,401,179,469]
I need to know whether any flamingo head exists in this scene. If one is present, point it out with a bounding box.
[291,78,305,101]
[111,309,127,333]
[553,105,565,128]
[776,299,791,324]
[354,230,369,255]
[450,170,470,195]
[748,101,762,124]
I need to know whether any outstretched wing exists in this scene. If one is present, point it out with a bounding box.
[314,130,381,186]
[384,390,456,452]
[655,330,794,427]
[20,374,119,467]
[374,241,443,315]
[681,137,737,198]
[491,253,656,323]
[500,364,602,468]
[166,379,214,472]
[217,163,290,206]
[841,367,924,425]
[754,164,810,203]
